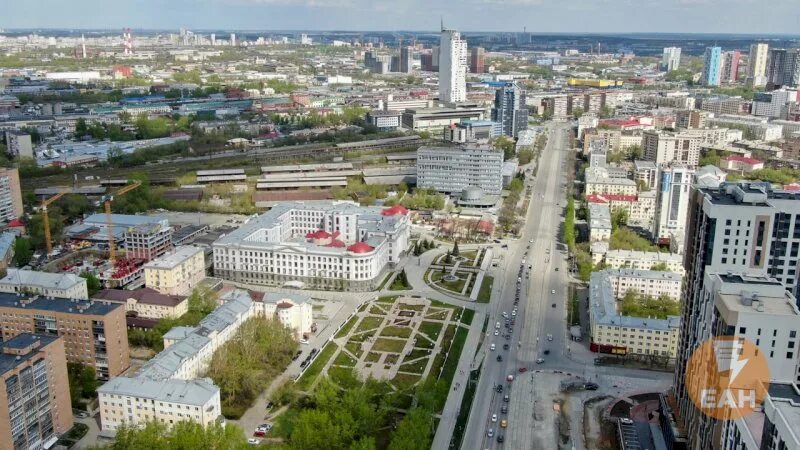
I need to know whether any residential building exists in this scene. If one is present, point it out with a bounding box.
[747,43,769,87]
[93,288,188,319]
[642,130,702,167]
[720,50,741,83]
[4,132,33,159]
[213,202,410,291]
[757,386,800,450]
[587,193,655,230]
[701,47,723,86]
[767,48,800,89]
[97,377,221,433]
[707,116,784,141]
[0,269,88,299]
[605,268,683,300]
[417,144,504,195]
[0,334,72,450]
[0,232,14,273]
[256,292,313,339]
[0,168,23,224]
[697,96,747,115]
[399,46,412,73]
[675,272,800,450]
[588,204,612,243]
[470,46,485,74]
[438,27,467,104]
[491,83,528,138]
[124,221,174,261]
[752,88,799,118]
[0,293,129,379]
[675,110,709,130]
[662,47,682,72]
[603,250,685,275]
[652,165,694,245]
[400,106,486,132]
[634,160,659,190]
[721,155,765,173]
[143,246,205,296]
[585,173,638,197]
[589,270,681,358]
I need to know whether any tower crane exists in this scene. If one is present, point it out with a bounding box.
[102,181,141,265]
[41,190,69,256]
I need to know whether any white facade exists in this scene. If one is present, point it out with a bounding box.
[213,201,410,291]
[662,47,682,72]
[642,130,702,167]
[588,203,612,243]
[653,165,694,243]
[255,292,314,338]
[144,246,206,296]
[584,174,638,197]
[603,250,685,275]
[606,268,683,300]
[748,43,770,87]
[0,269,88,299]
[438,28,467,103]
[416,145,504,195]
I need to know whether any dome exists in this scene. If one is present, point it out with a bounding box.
[347,242,375,254]
[381,205,409,216]
[461,187,484,201]
[306,230,332,239]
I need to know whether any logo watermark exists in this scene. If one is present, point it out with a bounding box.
[685,336,770,420]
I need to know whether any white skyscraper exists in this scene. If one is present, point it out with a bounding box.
[748,42,769,87]
[230,33,236,46]
[438,25,468,104]
[662,47,682,72]
[210,33,216,46]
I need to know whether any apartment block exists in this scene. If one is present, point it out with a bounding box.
[93,288,188,320]
[605,268,683,300]
[417,145,504,195]
[588,203,612,243]
[642,130,702,167]
[0,269,88,300]
[603,249,685,275]
[675,110,709,130]
[585,173,638,197]
[0,168,23,224]
[144,246,206,296]
[0,334,72,450]
[589,270,681,358]
[653,165,695,246]
[4,132,33,159]
[0,293,129,379]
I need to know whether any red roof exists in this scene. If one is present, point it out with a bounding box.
[587,194,638,203]
[723,155,763,165]
[7,219,24,227]
[783,183,800,191]
[326,239,346,248]
[347,242,375,254]
[381,205,409,216]
[306,230,332,239]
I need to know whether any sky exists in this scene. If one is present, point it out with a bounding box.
[0,0,798,34]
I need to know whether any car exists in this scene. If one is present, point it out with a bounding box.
[517,277,522,283]
[248,438,260,445]
[497,435,505,443]
[555,267,559,271]
[495,322,501,329]
[490,343,496,351]
[543,350,550,355]
[487,428,494,438]
[529,239,533,244]
[502,244,508,249]
[491,414,498,423]
[265,402,274,410]
[501,405,508,414]
[547,334,553,341]
[500,419,508,428]
[291,350,302,361]
[585,382,599,390]
[496,384,503,392]
[536,358,545,364]
[494,239,501,244]
[75,411,90,419]
[518,367,528,373]
[552,303,556,308]
[503,395,510,402]
[551,289,556,294]
[503,343,510,350]
[299,360,309,369]
[505,334,511,340]
[253,430,266,437]
[496,355,503,362]
[507,374,514,382]
[494,330,500,336]
[502,311,508,318]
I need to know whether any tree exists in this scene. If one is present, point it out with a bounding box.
[494,136,516,161]
[611,208,629,232]
[572,107,584,119]
[187,285,218,316]
[107,420,249,450]
[12,237,33,267]
[75,118,88,137]
[28,209,64,251]
[67,362,97,409]
[388,408,434,450]
[80,272,102,296]
[452,241,460,257]
[650,262,669,271]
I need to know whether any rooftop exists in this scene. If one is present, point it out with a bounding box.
[589,270,681,331]
[0,333,59,376]
[143,246,203,270]
[0,269,85,292]
[98,377,219,406]
[0,292,121,316]
[93,288,187,308]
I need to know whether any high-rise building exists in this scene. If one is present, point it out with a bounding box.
[747,43,769,87]
[642,130,703,167]
[766,48,800,89]
[210,33,215,46]
[491,83,528,138]
[701,46,723,86]
[0,168,23,224]
[662,47,682,72]
[4,132,33,159]
[229,33,236,46]
[720,50,741,83]
[470,46,485,74]
[0,334,73,450]
[652,165,694,246]
[400,46,412,73]
[438,26,468,104]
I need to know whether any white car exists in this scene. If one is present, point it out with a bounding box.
[299,338,309,345]
[487,428,494,438]
[536,358,545,364]
[491,414,498,423]
[528,239,533,244]
[248,438,260,445]
[547,334,553,341]
[490,343,496,351]
[511,311,516,317]
[494,330,500,336]
[551,289,556,294]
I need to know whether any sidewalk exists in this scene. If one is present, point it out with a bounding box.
[430,310,486,450]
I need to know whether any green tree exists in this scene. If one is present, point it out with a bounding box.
[388,408,434,450]
[572,107,584,119]
[187,285,218,316]
[107,420,248,450]
[67,362,97,409]
[80,272,102,296]
[494,136,516,161]
[28,209,64,251]
[12,237,33,267]
[75,118,88,137]
[452,241,460,257]
[564,197,576,251]
[650,262,669,271]
[611,208,629,232]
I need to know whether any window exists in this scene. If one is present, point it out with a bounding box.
[739,327,746,334]
[788,352,794,359]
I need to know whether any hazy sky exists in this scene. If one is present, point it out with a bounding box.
[1,0,798,34]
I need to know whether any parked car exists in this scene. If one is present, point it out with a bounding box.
[500,419,508,428]
[248,438,260,445]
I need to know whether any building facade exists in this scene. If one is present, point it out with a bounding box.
[720,50,741,83]
[470,46,485,74]
[767,48,800,89]
[0,334,73,450]
[662,47,682,72]
[93,288,188,320]
[0,168,23,224]
[653,165,695,245]
[491,83,528,138]
[438,27,467,103]
[701,46,723,86]
[213,202,410,291]
[144,246,206,296]
[257,293,313,339]
[642,130,702,167]
[417,145,504,195]
[748,43,769,87]
[0,269,88,299]
[0,293,129,379]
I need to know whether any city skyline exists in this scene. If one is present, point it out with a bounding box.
[2,0,800,35]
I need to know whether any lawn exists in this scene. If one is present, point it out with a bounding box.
[413,333,435,349]
[372,338,407,353]
[431,271,468,294]
[405,348,432,361]
[425,309,449,320]
[389,273,412,291]
[344,341,364,359]
[355,316,384,333]
[369,305,386,315]
[365,352,381,362]
[295,342,337,391]
[333,351,357,367]
[397,303,425,312]
[399,358,429,374]
[477,275,494,303]
[335,316,359,339]
[418,321,444,341]
[460,308,475,325]
[391,373,422,390]
[441,327,469,383]
[377,296,399,304]
[380,326,413,338]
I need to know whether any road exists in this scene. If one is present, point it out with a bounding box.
[460,122,672,450]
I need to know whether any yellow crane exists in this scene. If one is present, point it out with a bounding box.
[41,190,69,256]
[103,181,141,265]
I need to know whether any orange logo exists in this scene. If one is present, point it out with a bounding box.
[685,336,770,420]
